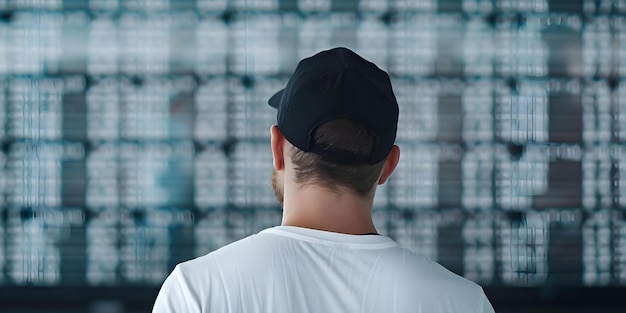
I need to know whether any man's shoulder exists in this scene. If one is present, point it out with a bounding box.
[177,230,276,272]
[375,247,491,312]
[153,232,279,313]
[385,247,483,293]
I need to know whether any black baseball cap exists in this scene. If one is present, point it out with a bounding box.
[268,47,399,165]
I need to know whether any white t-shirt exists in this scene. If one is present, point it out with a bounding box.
[153,226,495,313]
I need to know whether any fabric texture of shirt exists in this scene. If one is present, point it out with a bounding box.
[153,226,495,313]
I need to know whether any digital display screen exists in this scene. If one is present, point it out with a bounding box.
[0,0,625,294]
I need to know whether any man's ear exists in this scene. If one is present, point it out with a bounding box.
[270,125,285,170]
[378,145,400,185]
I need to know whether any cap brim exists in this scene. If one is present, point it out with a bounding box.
[268,89,284,108]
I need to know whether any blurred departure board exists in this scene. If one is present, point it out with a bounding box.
[0,0,625,290]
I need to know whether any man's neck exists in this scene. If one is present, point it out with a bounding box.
[280,185,377,235]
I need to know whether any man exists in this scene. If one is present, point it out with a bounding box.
[153,47,495,313]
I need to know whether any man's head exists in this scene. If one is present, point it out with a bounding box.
[268,47,400,206]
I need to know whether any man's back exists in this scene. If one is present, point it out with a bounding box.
[153,226,494,313]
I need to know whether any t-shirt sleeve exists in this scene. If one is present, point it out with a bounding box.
[152,265,201,313]
[479,287,496,313]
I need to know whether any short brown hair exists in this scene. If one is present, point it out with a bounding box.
[288,118,386,197]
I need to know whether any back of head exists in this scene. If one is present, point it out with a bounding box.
[268,47,399,197]
[289,118,386,197]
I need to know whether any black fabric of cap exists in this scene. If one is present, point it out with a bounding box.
[268,47,399,165]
